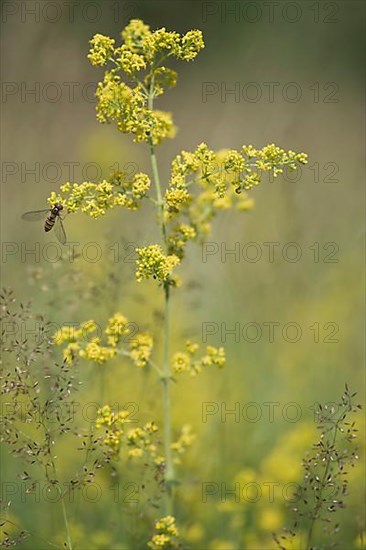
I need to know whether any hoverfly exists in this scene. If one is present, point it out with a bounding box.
[21,203,67,245]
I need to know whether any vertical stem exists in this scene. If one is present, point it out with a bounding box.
[60,490,73,550]
[150,144,162,203]
[162,283,174,514]
[148,80,175,515]
[149,142,166,242]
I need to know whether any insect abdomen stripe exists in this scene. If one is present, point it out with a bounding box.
[44,216,55,232]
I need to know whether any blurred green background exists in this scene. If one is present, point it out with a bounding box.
[1,1,365,549]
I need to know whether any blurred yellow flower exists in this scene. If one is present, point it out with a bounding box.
[258,507,284,531]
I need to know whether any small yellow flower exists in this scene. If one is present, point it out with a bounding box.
[167,224,196,258]
[185,340,199,354]
[171,352,190,373]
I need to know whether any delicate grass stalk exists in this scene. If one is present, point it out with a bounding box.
[274,387,360,550]
[50,455,73,550]
[60,490,73,550]
[305,408,345,550]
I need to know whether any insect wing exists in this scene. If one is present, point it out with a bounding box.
[21,209,49,221]
[54,216,67,245]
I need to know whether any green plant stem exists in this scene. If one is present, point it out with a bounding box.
[147,86,166,240]
[161,283,174,514]
[148,79,175,515]
[149,143,167,243]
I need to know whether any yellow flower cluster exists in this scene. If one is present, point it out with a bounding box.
[151,67,177,97]
[164,187,191,211]
[129,332,153,368]
[201,345,226,368]
[53,313,156,370]
[171,425,196,463]
[95,71,176,144]
[95,406,163,461]
[88,20,204,144]
[88,34,115,66]
[47,171,151,218]
[120,19,151,53]
[169,142,307,195]
[53,320,97,345]
[241,143,308,184]
[126,421,164,463]
[116,44,147,74]
[135,245,180,284]
[148,515,180,550]
[95,405,131,453]
[171,341,226,376]
[79,342,116,364]
[159,142,307,247]
[180,30,205,61]
[53,320,98,363]
[105,313,130,346]
[167,223,197,258]
[119,20,204,63]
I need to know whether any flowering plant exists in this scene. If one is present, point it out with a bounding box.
[48,19,307,548]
